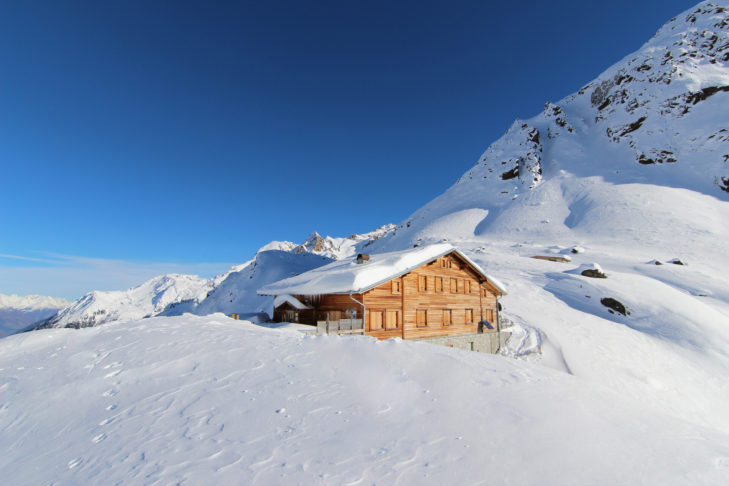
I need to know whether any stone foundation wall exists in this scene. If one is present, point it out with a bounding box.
[414,332,510,354]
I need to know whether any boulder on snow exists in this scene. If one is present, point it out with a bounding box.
[601,297,629,316]
[668,258,686,266]
[531,255,572,263]
[571,246,585,254]
[576,263,607,279]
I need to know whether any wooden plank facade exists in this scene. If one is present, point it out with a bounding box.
[272,251,502,341]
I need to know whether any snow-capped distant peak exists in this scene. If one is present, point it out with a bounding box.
[0,293,70,311]
[40,273,214,330]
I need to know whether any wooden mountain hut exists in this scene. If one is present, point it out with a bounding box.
[257,244,507,349]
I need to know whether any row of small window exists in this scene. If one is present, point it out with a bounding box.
[416,308,478,327]
[370,308,495,330]
[415,275,481,294]
[390,276,488,295]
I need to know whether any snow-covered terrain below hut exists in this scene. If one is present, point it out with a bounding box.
[1,314,728,485]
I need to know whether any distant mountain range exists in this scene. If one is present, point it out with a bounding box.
[34,224,395,330]
[0,294,70,337]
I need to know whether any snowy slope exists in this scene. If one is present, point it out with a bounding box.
[0,294,70,337]
[1,314,728,485]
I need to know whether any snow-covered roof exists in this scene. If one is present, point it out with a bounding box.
[273,294,313,310]
[258,244,507,296]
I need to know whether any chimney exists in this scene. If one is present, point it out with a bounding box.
[356,253,370,264]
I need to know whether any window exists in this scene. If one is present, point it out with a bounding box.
[345,308,358,319]
[391,279,401,294]
[416,309,427,327]
[443,309,452,326]
[435,276,444,292]
[370,310,383,330]
[465,308,474,324]
[482,287,489,297]
[464,280,471,294]
[450,278,458,293]
[440,259,448,268]
[484,309,494,323]
[418,275,428,292]
[385,310,399,330]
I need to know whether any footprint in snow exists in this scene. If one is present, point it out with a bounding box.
[67,457,82,469]
[102,389,118,397]
[92,433,107,443]
[104,369,121,379]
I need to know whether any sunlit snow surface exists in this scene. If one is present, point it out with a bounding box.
[1,314,728,485]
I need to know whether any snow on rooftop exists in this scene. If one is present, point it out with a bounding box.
[273,295,312,310]
[257,244,506,296]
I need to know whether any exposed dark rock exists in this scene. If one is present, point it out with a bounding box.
[581,268,607,279]
[501,166,519,180]
[622,116,647,135]
[654,260,663,265]
[668,258,686,265]
[601,298,628,316]
[638,154,656,165]
[686,85,729,104]
[719,177,729,193]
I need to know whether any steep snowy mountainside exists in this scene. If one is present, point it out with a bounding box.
[0,294,70,337]
[39,274,213,329]
[2,315,728,485]
[371,1,729,251]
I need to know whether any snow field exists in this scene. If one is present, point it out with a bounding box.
[1,314,729,485]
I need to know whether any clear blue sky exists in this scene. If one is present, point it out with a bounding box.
[0,0,698,298]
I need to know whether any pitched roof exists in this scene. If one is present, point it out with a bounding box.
[257,243,507,296]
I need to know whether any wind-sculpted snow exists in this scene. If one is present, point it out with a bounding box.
[1,315,728,484]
